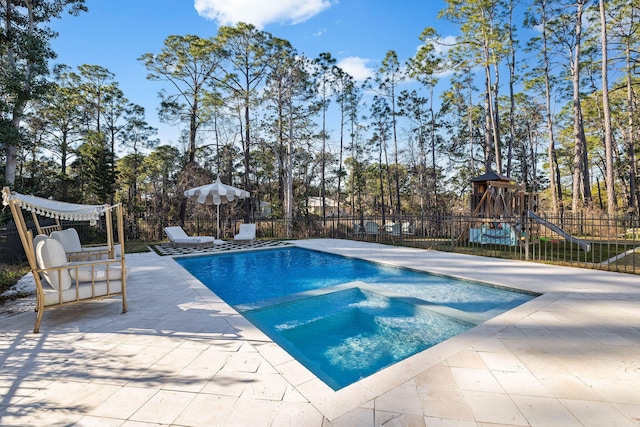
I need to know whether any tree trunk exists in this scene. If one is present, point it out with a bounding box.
[285,100,294,238]
[541,0,562,214]
[625,40,638,213]
[243,92,252,222]
[600,0,616,215]
[506,0,516,177]
[483,65,494,171]
[571,0,591,211]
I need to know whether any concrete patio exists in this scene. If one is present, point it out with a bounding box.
[1,239,639,426]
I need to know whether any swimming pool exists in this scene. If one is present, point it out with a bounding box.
[176,247,536,389]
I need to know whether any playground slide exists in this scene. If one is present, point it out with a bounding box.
[525,210,591,252]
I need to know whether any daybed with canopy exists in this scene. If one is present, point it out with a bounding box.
[2,187,127,333]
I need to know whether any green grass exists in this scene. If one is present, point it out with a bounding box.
[401,236,639,274]
[124,240,159,253]
[608,251,640,274]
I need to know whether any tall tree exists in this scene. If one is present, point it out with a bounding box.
[73,64,114,133]
[215,23,276,221]
[599,0,616,214]
[440,0,508,173]
[139,35,221,165]
[399,89,430,213]
[332,66,356,222]
[607,0,640,213]
[525,0,564,214]
[545,0,593,210]
[407,27,444,213]
[505,0,518,176]
[313,52,336,223]
[73,130,115,203]
[119,104,157,220]
[263,40,317,237]
[1,0,86,185]
[37,65,84,180]
[370,95,392,223]
[569,0,592,210]
[368,51,405,217]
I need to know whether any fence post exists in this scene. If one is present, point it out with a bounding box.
[451,214,455,251]
[524,214,530,261]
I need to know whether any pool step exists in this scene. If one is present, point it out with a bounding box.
[236,281,486,326]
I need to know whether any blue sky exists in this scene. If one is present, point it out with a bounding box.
[49,0,456,149]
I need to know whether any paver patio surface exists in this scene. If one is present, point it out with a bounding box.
[1,239,639,426]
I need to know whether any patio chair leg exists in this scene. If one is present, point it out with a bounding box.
[33,307,43,333]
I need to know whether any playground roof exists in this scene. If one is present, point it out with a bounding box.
[470,170,514,183]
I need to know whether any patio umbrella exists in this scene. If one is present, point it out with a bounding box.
[184,177,250,240]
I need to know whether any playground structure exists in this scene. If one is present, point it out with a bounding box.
[464,171,591,252]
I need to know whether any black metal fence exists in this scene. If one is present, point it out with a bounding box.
[2,212,639,274]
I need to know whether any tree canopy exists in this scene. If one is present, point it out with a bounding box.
[2,1,640,227]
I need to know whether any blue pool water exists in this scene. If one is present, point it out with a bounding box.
[243,288,472,390]
[176,247,536,389]
[176,247,533,313]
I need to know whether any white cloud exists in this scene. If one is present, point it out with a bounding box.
[433,35,456,57]
[337,56,374,82]
[194,0,332,29]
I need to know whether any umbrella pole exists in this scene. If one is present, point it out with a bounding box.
[216,204,220,240]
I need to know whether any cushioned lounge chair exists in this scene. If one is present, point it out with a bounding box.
[164,226,219,248]
[234,223,256,244]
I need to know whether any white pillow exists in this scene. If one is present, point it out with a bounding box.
[69,265,126,282]
[50,228,82,253]
[36,238,72,290]
[32,234,48,255]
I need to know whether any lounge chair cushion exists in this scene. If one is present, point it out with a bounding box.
[50,228,83,253]
[234,224,256,243]
[35,238,72,291]
[164,226,216,246]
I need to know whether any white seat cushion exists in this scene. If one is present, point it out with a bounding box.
[42,280,123,306]
[69,264,126,282]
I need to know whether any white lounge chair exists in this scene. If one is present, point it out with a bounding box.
[164,226,219,248]
[234,223,256,244]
